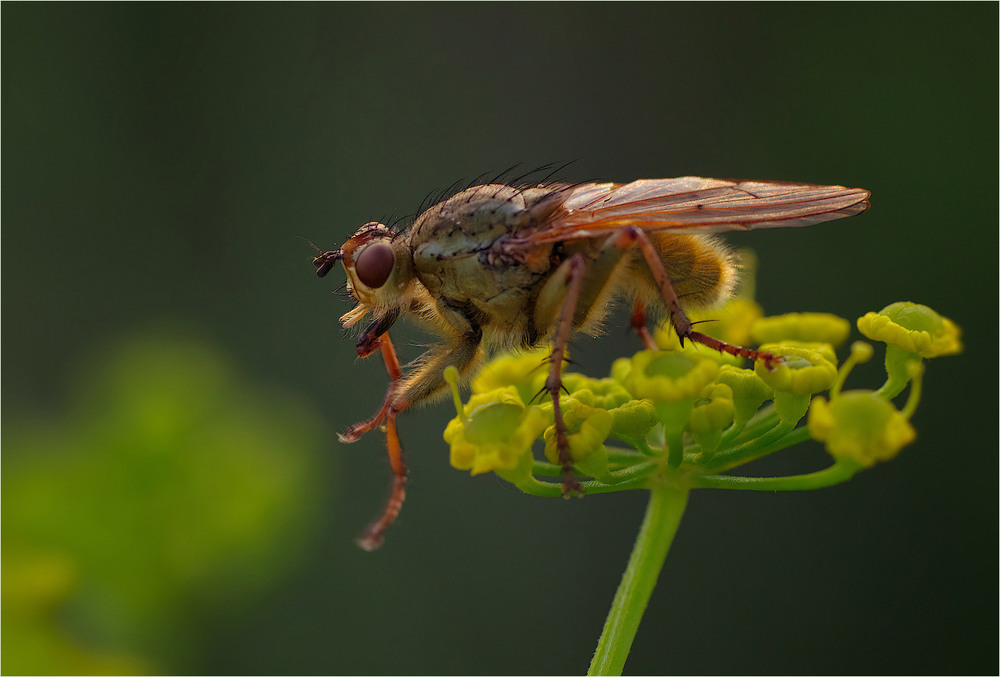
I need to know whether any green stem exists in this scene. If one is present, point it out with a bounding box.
[691,459,862,491]
[701,423,807,473]
[724,405,779,443]
[511,470,654,497]
[588,484,690,676]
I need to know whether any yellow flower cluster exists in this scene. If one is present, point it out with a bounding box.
[441,296,960,487]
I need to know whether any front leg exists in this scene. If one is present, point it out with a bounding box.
[338,331,403,444]
[356,329,483,551]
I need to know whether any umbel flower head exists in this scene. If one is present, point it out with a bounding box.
[441,296,960,497]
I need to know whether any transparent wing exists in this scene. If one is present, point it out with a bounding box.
[526,177,870,243]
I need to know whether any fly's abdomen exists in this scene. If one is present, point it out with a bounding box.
[632,233,736,309]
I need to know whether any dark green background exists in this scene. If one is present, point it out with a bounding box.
[4,3,996,674]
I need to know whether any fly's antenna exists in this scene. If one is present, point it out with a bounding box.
[301,235,343,277]
[312,248,343,278]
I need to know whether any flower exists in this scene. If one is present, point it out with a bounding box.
[438,293,951,500]
[687,384,735,435]
[857,302,962,398]
[609,357,633,385]
[755,342,838,425]
[807,340,921,467]
[716,365,773,428]
[444,380,549,476]
[626,351,720,467]
[857,302,962,358]
[607,399,660,448]
[751,312,851,348]
[561,374,633,410]
[687,383,735,458]
[755,343,838,396]
[808,392,916,467]
[626,351,719,428]
[470,347,552,409]
[626,351,721,404]
[542,399,613,465]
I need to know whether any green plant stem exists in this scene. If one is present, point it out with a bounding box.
[588,484,690,676]
[691,459,862,491]
[702,424,809,473]
[513,467,655,497]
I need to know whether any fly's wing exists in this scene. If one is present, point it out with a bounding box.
[524,177,870,244]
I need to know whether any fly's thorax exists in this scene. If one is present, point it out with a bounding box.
[405,184,570,338]
[339,222,415,311]
[409,183,568,291]
[409,183,568,254]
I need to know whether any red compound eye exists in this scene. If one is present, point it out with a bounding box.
[355,242,394,289]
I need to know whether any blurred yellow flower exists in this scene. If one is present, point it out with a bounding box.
[752,312,851,348]
[808,392,916,467]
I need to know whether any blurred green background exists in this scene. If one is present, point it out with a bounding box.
[3,4,996,674]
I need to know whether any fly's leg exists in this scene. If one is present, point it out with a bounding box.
[534,236,643,495]
[356,405,407,551]
[543,254,588,496]
[629,299,659,351]
[356,331,483,551]
[338,333,405,552]
[621,227,780,366]
[338,333,403,444]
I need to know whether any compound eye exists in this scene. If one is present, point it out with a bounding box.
[355,242,395,289]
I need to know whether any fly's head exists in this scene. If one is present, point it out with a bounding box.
[314,222,414,328]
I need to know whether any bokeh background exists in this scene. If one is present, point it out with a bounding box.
[3,4,996,674]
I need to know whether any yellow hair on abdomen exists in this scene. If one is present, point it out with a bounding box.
[630,233,737,310]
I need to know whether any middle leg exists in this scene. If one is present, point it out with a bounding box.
[629,299,659,351]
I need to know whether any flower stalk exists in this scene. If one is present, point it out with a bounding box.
[588,485,689,676]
